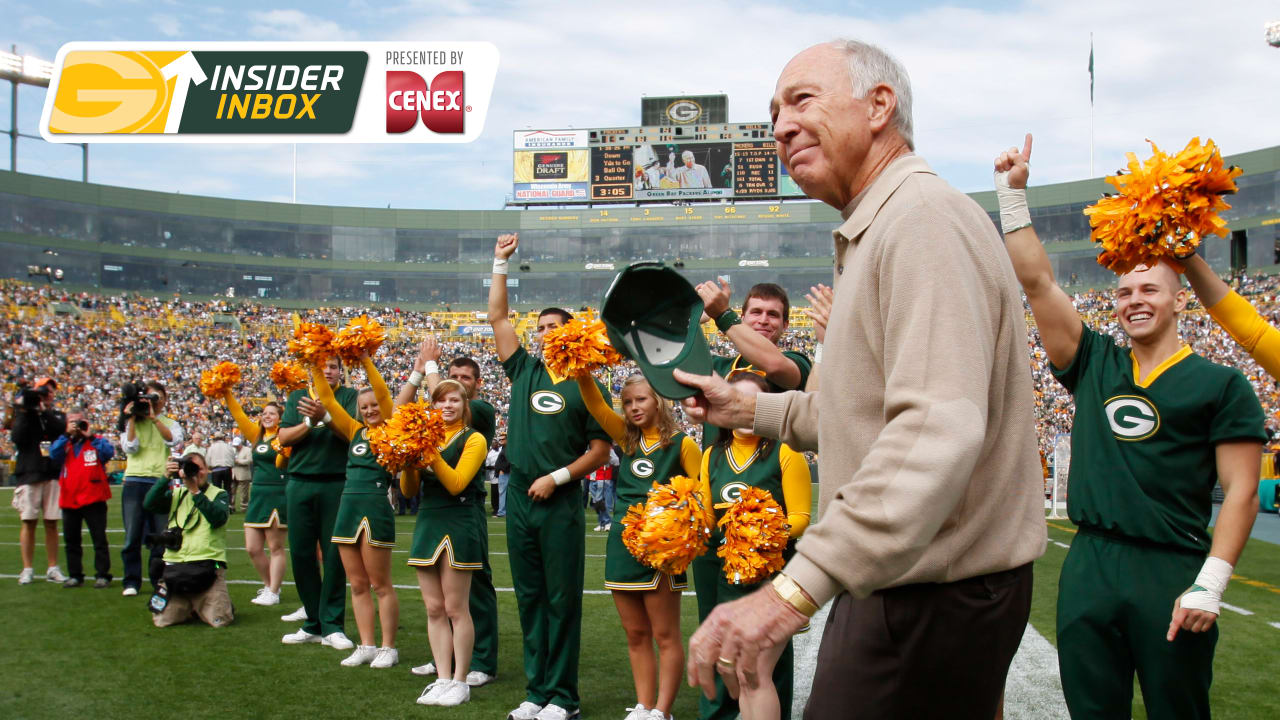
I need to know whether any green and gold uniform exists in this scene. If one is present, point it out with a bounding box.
[466,396,500,676]
[281,384,358,637]
[471,398,497,447]
[243,434,287,528]
[502,346,610,712]
[1053,325,1265,719]
[408,427,487,568]
[606,430,698,591]
[331,428,396,548]
[703,352,811,448]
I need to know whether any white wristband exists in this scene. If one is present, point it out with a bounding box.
[550,467,572,486]
[1180,556,1233,615]
[407,371,424,387]
[424,361,440,377]
[492,258,510,275]
[994,170,1032,235]
[813,343,824,364]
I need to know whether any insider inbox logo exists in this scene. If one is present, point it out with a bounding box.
[385,70,465,134]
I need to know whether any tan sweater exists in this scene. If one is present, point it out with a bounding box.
[754,155,1046,604]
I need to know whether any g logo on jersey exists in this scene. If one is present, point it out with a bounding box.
[256,444,270,454]
[352,443,370,456]
[530,391,565,415]
[1104,395,1159,441]
[631,458,655,478]
[719,481,749,504]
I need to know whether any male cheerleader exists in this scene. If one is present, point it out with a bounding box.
[488,233,612,720]
[996,135,1264,719]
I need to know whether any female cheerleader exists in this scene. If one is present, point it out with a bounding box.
[219,391,287,606]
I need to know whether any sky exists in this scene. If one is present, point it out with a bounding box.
[3,0,1278,211]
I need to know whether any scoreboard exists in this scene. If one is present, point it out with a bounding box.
[512,124,804,205]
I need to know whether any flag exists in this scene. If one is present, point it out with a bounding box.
[1088,38,1094,106]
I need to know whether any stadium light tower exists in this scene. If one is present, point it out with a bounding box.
[1268,21,1280,47]
[0,46,87,181]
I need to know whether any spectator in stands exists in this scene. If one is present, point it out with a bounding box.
[493,438,510,518]
[120,381,184,597]
[206,432,236,496]
[8,378,69,585]
[49,407,115,588]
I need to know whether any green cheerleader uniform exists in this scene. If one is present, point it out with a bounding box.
[243,434,287,528]
[606,431,693,592]
[408,427,487,569]
[330,427,396,548]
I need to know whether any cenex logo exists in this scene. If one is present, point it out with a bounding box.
[386,70,466,134]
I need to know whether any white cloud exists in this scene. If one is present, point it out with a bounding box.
[247,9,356,41]
[151,14,181,38]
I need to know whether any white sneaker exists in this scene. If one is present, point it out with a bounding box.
[623,704,649,720]
[46,566,68,583]
[507,701,543,720]
[17,568,34,585]
[411,662,437,677]
[646,709,671,720]
[341,645,379,667]
[322,631,355,650]
[280,606,308,622]
[282,628,322,644]
[251,589,281,606]
[535,704,580,720]
[435,680,471,707]
[417,679,451,706]
[593,524,603,532]
[370,647,399,669]
[604,522,612,531]
[121,587,138,597]
[465,670,495,687]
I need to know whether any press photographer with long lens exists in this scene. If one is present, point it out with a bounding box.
[144,451,233,628]
[48,408,116,588]
[6,377,68,586]
[118,381,184,597]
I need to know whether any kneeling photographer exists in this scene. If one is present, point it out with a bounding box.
[143,451,234,628]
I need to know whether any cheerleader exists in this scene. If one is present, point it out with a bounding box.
[312,355,403,669]
[691,371,811,720]
[577,372,701,720]
[219,391,287,606]
[403,380,489,707]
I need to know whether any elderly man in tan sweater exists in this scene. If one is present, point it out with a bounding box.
[676,39,1046,719]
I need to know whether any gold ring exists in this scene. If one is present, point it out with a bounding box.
[716,656,735,668]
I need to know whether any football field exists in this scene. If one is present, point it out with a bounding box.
[2,486,1279,719]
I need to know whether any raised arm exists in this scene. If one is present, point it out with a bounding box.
[221,389,261,444]
[995,134,1083,369]
[429,432,489,495]
[1179,254,1280,379]
[361,355,393,420]
[576,374,626,445]
[778,444,812,537]
[699,278,804,389]
[397,336,441,407]
[310,364,359,441]
[488,233,521,362]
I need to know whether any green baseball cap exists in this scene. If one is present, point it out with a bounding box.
[601,262,712,400]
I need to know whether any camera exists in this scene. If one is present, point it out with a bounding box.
[147,526,183,551]
[179,457,202,481]
[68,419,89,436]
[120,382,160,420]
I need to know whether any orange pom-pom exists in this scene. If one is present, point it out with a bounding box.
[270,361,309,394]
[366,402,447,473]
[287,322,336,365]
[715,485,790,585]
[621,475,712,575]
[199,361,241,398]
[1083,137,1242,275]
[542,319,622,378]
[332,315,386,366]
[270,436,292,459]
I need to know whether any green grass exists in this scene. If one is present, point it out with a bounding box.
[2,493,1280,719]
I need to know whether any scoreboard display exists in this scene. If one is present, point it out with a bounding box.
[512,124,805,205]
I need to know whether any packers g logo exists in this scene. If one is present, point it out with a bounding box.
[631,458,655,478]
[50,51,188,134]
[1104,395,1159,441]
[256,444,270,454]
[530,391,565,415]
[666,99,701,124]
[720,481,749,504]
[352,443,370,456]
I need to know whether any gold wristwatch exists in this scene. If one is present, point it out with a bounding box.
[771,573,819,617]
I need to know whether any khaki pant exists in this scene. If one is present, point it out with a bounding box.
[153,568,234,628]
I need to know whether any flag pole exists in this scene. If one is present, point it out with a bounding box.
[1089,33,1095,177]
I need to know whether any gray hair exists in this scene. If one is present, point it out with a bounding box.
[831,39,914,150]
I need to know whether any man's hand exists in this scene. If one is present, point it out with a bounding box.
[803,284,833,344]
[297,397,326,423]
[495,233,519,260]
[672,369,756,430]
[1167,588,1219,641]
[527,475,556,501]
[415,336,442,372]
[697,278,732,319]
[182,473,202,495]
[165,459,180,477]
[687,584,808,699]
[994,133,1033,190]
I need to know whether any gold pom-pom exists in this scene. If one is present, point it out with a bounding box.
[332,315,386,366]
[199,361,241,398]
[287,322,336,365]
[621,475,712,575]
[365,402,447,473]
[270,361,309,394]
[715,486,790,585]
[270,436,292,459]
[542,319,622,378]
[1083,137,1242,275]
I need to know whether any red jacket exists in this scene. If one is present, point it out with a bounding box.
[51,435,114,509]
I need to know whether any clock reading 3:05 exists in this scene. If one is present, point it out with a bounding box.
[591,145,634,200]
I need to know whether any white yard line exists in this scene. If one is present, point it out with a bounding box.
[1220,602,1254,616]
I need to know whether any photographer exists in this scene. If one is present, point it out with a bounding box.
[7,377,68,585]
[119,381,184,597]
[49,409,115,588]
[144,452,233,628]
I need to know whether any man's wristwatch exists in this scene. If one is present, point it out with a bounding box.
[771,573,819,617]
